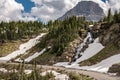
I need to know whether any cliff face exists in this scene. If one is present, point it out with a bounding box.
[59,1,105,21]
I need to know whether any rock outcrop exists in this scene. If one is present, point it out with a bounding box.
[61,37,83,62]
[100,23,120,46]
[108,63,120,76]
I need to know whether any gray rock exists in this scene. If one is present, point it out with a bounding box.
[58,1,105,21]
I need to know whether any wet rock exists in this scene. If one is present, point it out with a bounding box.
[81,43,89,52]
[78,54,82,58]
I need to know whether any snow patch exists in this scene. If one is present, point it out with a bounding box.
[41,70,69,80]
[54,31,120,74]
[0,68,7,73]
[79,54,120,73]
[24,70,32,74]
[24,48,46,63]
[0,33,46,62]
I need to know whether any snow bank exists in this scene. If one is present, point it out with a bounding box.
[24,46,51,63]
[78,54,120,73]
[24,70,32,74]
[41,70,69,80]
[0,68,32,74]
[0,33,46,61]
[54,33,104,67]
[54,31,120,73]
[15,46,51,63]
[73,38,104,65]
[24,48,46,63]
[55,46,120,74]
[54,31,120,74]
[0,68,7,73]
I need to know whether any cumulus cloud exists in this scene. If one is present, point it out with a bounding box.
[0,0,24,22]
[0,0,120,22]
[30,0,120,22]
[109,0,120,13]
[30,0,77,22]
[0,0,37,22]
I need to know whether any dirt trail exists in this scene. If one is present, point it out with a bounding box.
[2,62,120,80]
[40,65,120,80]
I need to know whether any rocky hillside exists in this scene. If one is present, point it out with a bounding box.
[58,1,105,21]
[79,23,120,66]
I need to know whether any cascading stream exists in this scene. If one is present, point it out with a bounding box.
[69,27,95,64]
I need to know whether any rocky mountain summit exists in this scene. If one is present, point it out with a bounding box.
[59,1,105,21]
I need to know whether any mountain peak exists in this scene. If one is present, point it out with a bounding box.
[59,1,105,21]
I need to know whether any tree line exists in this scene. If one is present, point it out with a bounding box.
[0,21,44,44]
[103,9,120,24]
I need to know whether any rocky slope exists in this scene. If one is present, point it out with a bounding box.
[31,37,83,65]
[58,1,105,21]
[79,23,120,66]
[108,63,120,76]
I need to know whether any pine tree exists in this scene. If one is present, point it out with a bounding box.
[107,8,113,23]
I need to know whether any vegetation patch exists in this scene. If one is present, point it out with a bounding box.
[0,40,25,57]
[69,72,93,80]
[0,63,93,80]
[37,16,88,56]
[30,52,68,65]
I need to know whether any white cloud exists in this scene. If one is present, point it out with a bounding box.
[30,0,120,22]
[0,0,24,22]
[30,0,109,22]
[109,0,120,13]
[30,0,80,22]
[0,0,120,22]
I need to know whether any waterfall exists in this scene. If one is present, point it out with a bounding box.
[69,28,94,64]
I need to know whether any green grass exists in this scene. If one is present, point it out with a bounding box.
[69,72,93,80]
[0,40,24,57]
[30,52,57,65]
[30,50,69,65]
[79,43,120,66]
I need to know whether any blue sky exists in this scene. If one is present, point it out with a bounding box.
[102,0,106,2]
[16,0,35,12]
[1,0,119,22]
[16,0,106,13]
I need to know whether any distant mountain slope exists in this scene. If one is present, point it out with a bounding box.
[58,1,105,21]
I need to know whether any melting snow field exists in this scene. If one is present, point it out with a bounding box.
[0,33,46,62]
[54,32,104,67]
[78,54,120,73]
[54,37,105,71]
[55,32,120,73]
